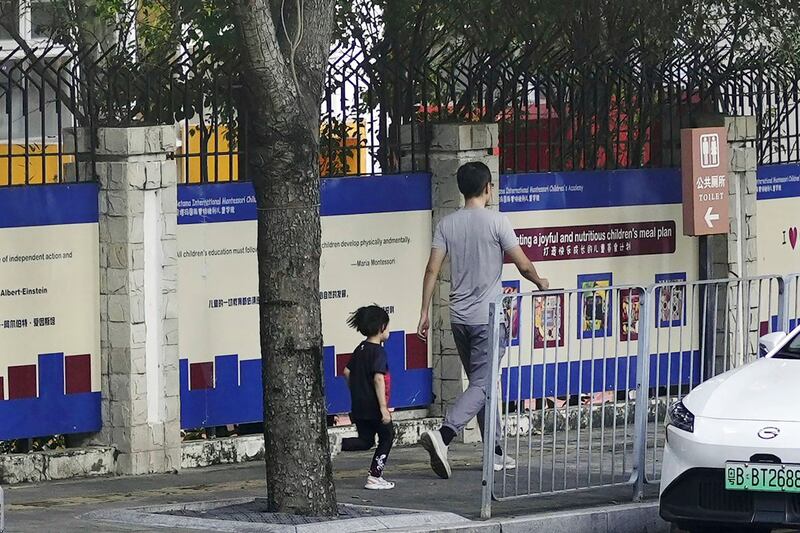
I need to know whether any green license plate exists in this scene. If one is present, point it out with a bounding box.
[725,462,800,493]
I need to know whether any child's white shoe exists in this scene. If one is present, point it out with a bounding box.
[365,475,395,490]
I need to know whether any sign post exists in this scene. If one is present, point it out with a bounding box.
[681,127,730,236]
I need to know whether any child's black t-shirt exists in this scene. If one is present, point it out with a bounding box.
[346,341,389,420]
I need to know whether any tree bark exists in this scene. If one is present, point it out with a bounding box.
[233,0,338,517]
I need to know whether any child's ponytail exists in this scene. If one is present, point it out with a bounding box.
[347,305,390,337]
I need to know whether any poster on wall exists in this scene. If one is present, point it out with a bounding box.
[502,280,521,346]
[577,273,613,339]
[0,184,101,440]
[177,174,434,429]
[533,294,564,349]
[655,272,687,328]
[619,288,642,341]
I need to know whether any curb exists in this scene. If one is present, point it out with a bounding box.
[0,446,115,484]
[181,417,443,470]
[82,498,471,533]
[386,502,667,533]
[0,417,443,484]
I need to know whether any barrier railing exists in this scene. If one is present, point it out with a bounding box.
[631,275,785,500]
[481,275,790,518]
[785,273,800,332]
[482,283,646,517]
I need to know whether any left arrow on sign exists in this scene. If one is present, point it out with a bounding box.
[704,206,720,228]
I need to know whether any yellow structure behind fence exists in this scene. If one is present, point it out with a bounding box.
[1,123,367,186]
[179,123,368,183]
[0,143,71,185]
[178,125,240,184]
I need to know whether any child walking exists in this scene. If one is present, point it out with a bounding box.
[342,305,395,490]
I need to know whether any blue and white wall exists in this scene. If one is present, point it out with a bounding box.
[498,169,700,401]
[757,164,800,330]
[177,174,434,429]
[756,164,800,276]
[0,184,101,440]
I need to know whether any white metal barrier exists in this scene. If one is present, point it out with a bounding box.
[482,283,646,517]
[631,275,785,500]
[481,275,790,518]
[785,273,800,333]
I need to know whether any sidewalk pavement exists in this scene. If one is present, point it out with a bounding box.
[3,441,660,532]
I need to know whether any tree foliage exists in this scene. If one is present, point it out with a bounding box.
[328,0,800,172]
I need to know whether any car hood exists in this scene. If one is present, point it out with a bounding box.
[684,357,800,422]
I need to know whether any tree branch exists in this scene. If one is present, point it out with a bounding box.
[0,12,87,123]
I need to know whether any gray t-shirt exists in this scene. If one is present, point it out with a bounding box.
[432,208,519,325]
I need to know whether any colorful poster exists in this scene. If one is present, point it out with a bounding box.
[620,288,642,341]
[577,273,613,339]
[502,280,521,346]
[0,184,101,440]
[534,294,564,349]
[655,272,687,328]
[177,174,434,429]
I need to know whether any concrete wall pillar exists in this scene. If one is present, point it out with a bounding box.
[725,116,758,279]
[408,123,500,443]
[700,116,758,280]
[71,126,181,474]
[698,117,759,371]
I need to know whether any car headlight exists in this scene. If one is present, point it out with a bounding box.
[667,399,695,433]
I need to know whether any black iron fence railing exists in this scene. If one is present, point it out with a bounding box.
[2,37,799,186]
[0,46,93,186]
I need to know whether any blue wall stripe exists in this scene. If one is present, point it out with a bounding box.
[178,182,257,224]
[501,351,701,401]
[757,164,800,200]
[178,173,432,225]
[499,168,682,212]
[319,173,431,216]
[179,329,434,429]
[0,352,101,440]
[0,183,98,228]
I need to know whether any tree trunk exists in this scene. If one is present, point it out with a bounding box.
[252,119,336,516]
[233,0,337,517]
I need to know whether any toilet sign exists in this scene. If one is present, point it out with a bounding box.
[681,127,730,236]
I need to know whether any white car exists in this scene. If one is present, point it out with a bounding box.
[660,326,800,533]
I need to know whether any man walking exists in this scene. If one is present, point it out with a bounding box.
[417,161,548,479]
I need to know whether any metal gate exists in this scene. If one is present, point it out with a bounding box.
[633,276,785,496]
[481,275,793,518]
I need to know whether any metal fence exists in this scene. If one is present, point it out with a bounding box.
[0,42,245,187]
[635,276,785,491]
[785,274,800,332]
[723,69,800,167]
[326,19,800,177]
[481,275,795,518]
[482,284,644,514]
[4,38,800,185]
[0,46,94,186]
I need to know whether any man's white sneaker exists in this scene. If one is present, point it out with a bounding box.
[494,453,516,472]
[365,475,395,490]
[419,430,452,479]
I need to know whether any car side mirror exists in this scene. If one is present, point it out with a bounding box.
[759,331,788,356]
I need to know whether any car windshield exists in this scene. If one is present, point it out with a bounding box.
[774,331,800,359]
